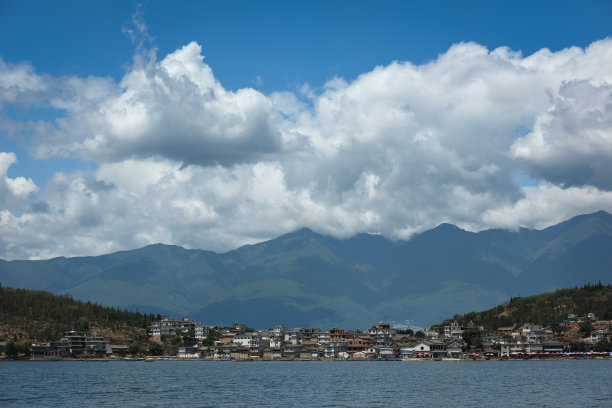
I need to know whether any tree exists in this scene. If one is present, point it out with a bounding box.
[128,343,140,356]
[182,329,196,346]
[4,340,18,358]
[415,331,425,339]
[579,321,593,335]
[591,339,611,352]
[148,342,163,356]
[18,340,32,357]
[468,338,483,351]
[77,317,90,332]
[202,335,216,347]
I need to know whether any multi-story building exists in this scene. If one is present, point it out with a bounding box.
[33,331,110,357]
[148,316,202,337]
[324,341,348,358]
[444,321,463,338]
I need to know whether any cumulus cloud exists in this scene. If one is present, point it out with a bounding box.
[511,80,612,189]
[0,152,38,211]
[27,42,282,166]
[0,59,48,107]
[482,183,612,230]
[1,38,612,259]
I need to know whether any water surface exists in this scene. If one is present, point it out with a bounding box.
[1,360,610,407]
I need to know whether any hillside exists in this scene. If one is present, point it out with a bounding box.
[439,283,612,330]
[0,284,153,343]
[1,210,611,329]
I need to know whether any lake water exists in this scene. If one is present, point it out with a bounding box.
[1,360,611,407]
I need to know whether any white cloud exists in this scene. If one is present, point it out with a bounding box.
[482,183,612,230]
[28,42,282,166]
[1,39,612,259]
[511,80,612,189]
[0,152,38,211]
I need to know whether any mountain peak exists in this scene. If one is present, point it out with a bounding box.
[1,211,611,329]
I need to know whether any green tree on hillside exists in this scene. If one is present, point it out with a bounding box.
[148,342,163,356]
[77,317,90,332]
[128,343,140,356]
[579,321,593,335]
[4,340,18,358]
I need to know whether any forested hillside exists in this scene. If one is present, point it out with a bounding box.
[1,211,611,328]
[0,283,156,342]
[441,283,612,330]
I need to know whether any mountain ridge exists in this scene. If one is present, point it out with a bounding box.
[1,211,611,329]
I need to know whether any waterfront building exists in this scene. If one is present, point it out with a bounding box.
[500,343,525,357]
[30,331,110,357]
[399,347,415,358]
[378,347,396,359]
[178,346,199,358]
[283,344,302,358]
[324,341,348,358]
[413,339,445,359]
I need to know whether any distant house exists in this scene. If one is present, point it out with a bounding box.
[413,340,445,358]
[378,347,396,359]
[195,324,217,339]
[368,323,394,344]
[110,344,129,356]
[29,331,109,357]
[482,342,500,357]
[444,339,464,357]
[500,343,525,357]
[230,346,250,360]
[524,343,543,354]
[399,347,415,359]
[61,331,109,356]
[590,330,609,343]
[148,316,199,338]
[213,343,234,359]
[324,341,348,358]
[284,329,303,345]
[330,327,351,342]
[317,331,331,344]
[444,321,463,339]
[283,344,302,359]
[300,345,322,360]
[542,341,565,353]
[348,336,374,353]
[30,342,63,358]
[178,346,199,358]
[262,347,283,360]
[521,324,553,344]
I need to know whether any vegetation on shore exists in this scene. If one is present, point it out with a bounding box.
[0,283,211,357]
[439,282,612,331]
[2,282,612,358]
[0,283,155,344]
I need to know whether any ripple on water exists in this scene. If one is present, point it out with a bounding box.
[0,360,611,407]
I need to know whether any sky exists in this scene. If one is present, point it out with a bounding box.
[1,0,611,260]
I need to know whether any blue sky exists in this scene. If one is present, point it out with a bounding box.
[3,1,610,89]
[1,0,611,259]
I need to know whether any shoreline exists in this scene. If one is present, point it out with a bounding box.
[5,356,610,362]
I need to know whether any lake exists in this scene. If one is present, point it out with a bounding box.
[1,360,611,407]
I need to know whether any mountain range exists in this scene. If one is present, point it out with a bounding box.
[1,211,611,329]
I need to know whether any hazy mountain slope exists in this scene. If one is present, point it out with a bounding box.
[1,211,611,329]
